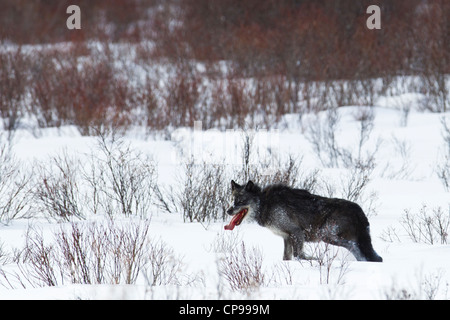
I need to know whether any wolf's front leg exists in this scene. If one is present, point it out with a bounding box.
[283,238,293,260]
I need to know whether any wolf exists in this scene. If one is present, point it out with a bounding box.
[225,180,382,262]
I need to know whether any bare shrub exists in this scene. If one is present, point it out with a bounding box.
[381,136,414,180]
[0,49,29,137]
[400,205,450,245]
[383,270,448,300]
[0,142,31,223]
[69,46,134,135]
[30,151,84,221]
[218,242,266,291]
[163,64,202,128]
[202,75,300,130]
[155,156,228,223]
[54,220,151,284]
[201,77,254,129]
[436,117,450,191]
[304,235,351,285]
[305,106,378,171]
[437,154,450,192]
[414,1,449,113]
[318,245,350,286]
[143,239,184,287]
[319,159,378,218]
[156,128,314,224]
[380,226,401,243]
[19,226,59,287]
[383,285,416,300]
[269,262,295,287]
[207,229,243,254]
[28,132,157,221]
[181,159,227,223]
[29,50,67,129]
[422,270,447,300]
[305,107,379,215]
[251,76,296,126]
[237,129,320,192]
[28,44,135,135]
[0,1,447,135]
[353,107,376,164]
[84,132,157,218]
[340,159,376,204]
[305,108,341,168]
[138,76,166,131]
[11,219,185,288]
[242,154,321,195]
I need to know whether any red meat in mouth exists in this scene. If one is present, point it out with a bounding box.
[224,208,248,230]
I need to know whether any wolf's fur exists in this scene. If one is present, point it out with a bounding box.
[227,180,382,262]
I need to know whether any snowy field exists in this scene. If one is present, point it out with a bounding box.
[0,92,449,300]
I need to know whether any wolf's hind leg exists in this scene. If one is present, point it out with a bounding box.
[328,238,367,261]
[289,230,308,260]
[345,241,366,261]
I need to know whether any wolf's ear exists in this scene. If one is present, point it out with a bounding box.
[245,180,255,191]
[231,180,240,191]
[245,180,261,193]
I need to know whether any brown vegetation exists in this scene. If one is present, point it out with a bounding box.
[0,1,448,134]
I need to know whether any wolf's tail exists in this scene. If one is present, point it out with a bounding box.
[358,226,383,262]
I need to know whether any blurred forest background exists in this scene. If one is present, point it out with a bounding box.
[0,0,448,134]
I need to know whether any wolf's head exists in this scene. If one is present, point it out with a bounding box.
[224,180,261,230]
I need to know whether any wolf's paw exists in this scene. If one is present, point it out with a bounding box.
[294,253,318,261]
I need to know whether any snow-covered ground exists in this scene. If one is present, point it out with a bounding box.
[0,91,449,300]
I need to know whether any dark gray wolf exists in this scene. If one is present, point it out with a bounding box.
[225,180,382,262]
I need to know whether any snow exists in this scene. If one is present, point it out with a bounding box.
[0,87,449,300]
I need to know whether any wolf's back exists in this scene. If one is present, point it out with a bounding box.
[259,185,324,224]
